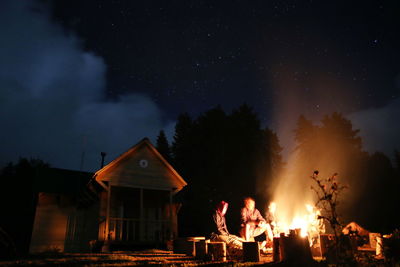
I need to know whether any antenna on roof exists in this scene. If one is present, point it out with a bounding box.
[100,152,107,169]
[79,135,87,171]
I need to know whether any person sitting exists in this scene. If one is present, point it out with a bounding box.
[342,221,370,246]
[240,197,273,247]
[342,221,370,237]
[305,204,325,247]
[265,202,278,236]
[210,200,245,250]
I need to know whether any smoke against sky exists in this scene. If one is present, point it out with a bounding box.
[0,1,173,172]
[269,59,400,160]
[269,63,399,223]
[349,97,400,158]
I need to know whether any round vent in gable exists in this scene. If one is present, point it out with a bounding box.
[139,159,148,168]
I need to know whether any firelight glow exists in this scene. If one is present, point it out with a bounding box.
[270,201,320,239]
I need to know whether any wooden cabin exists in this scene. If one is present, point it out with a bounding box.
[94,138,187,248]
[29,138,187,253]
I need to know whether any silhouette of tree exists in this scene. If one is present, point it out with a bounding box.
[359,152,399,232]
[172,105,283,236]
[0,158,49,257]
[294,113,364,175]
[256,128,284,202]
[294,115,316,149]
[171,112,195,180]
[156,130,172,163]
[395,150,400,172]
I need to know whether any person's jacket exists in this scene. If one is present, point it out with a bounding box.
[240,207,266,226]
[212,210,229,235]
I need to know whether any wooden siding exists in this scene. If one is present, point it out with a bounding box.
[95,139,186,191]
[30,193,99,253]
[29,193,70,253]
[64,203,99,252]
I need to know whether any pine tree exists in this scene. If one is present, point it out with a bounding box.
[172,105,284,236]
[171,112,194,178]
[0,158,49,256]
[156,130,172,163]
[394,150,400,172]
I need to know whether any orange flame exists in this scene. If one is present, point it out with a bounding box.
[269,202,324,241]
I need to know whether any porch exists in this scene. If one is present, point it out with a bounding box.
[98,185,178,246]
[99,217,171,243]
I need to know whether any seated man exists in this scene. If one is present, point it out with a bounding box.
[210,200,245,250]
[240,197,273,245]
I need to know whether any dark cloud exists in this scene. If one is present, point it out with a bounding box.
[348,97,400,157]
[0,1,173,171]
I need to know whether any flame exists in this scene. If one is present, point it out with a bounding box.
[291,216,308,237]
[269,202,323,240]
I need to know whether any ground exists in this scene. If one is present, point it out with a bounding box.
[0,247,390,266]
[0,249,276,266]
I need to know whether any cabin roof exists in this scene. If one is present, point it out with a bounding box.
[34,168,93,194]
[94,137,187,191]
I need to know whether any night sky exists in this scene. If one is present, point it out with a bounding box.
[1,0,399,171]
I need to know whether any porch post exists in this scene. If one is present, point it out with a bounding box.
[101,184,111,252]
[106,185,111,239]
[139,188,144,241]
[169,188,173,240]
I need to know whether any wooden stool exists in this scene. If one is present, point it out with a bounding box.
[173,237,206,256]
[243,241,260,262]
[195,240,207,259]
[273,237,281,262]
[279,234,312,262]
[208,242,226,261]
[173,238,195,255]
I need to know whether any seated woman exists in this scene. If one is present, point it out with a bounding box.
[210,200,245,250]
[265,202,278,236]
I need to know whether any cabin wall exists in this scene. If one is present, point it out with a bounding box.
[165,203,180,240]
[29,193,70,253]
[64,202,99,252]
[30,193,99,253]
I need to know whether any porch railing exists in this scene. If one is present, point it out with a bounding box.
[106,218,171,242]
